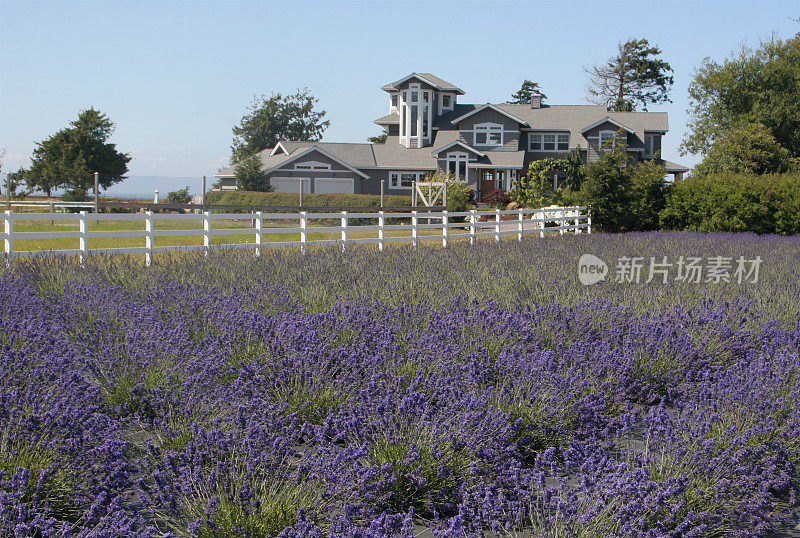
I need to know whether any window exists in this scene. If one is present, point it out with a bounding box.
[599,130,616,153]
[446,152,469,180]
[644,134,655,157]
[390,171,424,189]
[423,113,429,138]
[442,94,452,109]
[294,161,330,171]
[423,91,429,103]
[410,91,418,103]
[410,105,418,136]
[474,123,503,146]
[529,133,542,151]
[391,94,398,108]
[529,132,570,151]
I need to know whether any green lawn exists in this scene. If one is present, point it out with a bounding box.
[8,217,480,252]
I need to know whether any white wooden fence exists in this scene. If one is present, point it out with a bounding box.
[2,206,590,266]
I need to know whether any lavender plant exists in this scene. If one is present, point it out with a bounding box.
[1,233,798,536]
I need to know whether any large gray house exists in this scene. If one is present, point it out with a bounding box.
[216,73,688,200]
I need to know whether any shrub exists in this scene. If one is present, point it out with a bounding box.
[205,190,412,209]
[659,171,800,234]
[167,186,192,204]
[482,189,511,208]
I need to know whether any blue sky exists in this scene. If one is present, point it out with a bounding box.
[1,0,798,194]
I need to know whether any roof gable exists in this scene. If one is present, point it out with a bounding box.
[450,104,527,126]
[381,73,465,94]
[580,117,635,134]
[264,146,370,178]
[431,140,486,158]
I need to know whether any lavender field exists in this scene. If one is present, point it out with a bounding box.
[2,232,799,537]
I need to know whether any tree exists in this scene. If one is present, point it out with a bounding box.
[508,80,547,104]
[5,169,31,199]
[234,156,272,192]
[510,150,584,207]
[586,38,674,111]
[628,158,668,231]
[693,122,796,176]
[575,135,634,232]
[26,108,130,198]
[230,89,330,163]
[682,34,800,158]
[167,186,192,204]
[368,133,387,144]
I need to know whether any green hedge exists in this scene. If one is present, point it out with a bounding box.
[659,172,800,235]
[205,190,412,208]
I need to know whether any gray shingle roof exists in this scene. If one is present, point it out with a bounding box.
[493,104,669,148]
[374,113,399,125]
[662,160,690,173]
[381,73,465,95]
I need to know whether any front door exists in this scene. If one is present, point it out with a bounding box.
[480,170,495,199]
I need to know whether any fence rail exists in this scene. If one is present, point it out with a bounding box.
[2,206,590,266]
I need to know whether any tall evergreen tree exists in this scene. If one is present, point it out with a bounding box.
[586,38,674,111]
[508,80,547,104]
[26,108,130,198]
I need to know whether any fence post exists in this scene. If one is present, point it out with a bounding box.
[299,211,307,254]
[539,209,545,239]
[203,211,211,256]
[49,202,54,226]
[411,210,418,249]
[144,211,154,267]
[378,210,385,252]
[341,211,348,251]
[254,211,263,257]
[559,209,565,236]
[3,211,12,265]
[587,209,592,234]
[442,210,448,248]
[470,209,476,245]
[517,209,524,241]
[79,211,89,265]
[494,209,501,243]
[94,172,99,224]
[574,210,580,235]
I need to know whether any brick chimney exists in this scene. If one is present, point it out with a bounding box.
[530,90,542,109]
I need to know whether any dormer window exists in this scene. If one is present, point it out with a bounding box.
[441,94,452,110]
[474,123,503,146]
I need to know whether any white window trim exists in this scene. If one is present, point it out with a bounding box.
[529,131,570,152]
[389,171,425,189]
[445,152,470,181]
[440,93,454,113]
[473,122,504,147]
[294,160,331,171]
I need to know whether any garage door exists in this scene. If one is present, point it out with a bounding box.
[271,177,310,193]
[315,178,354,194]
